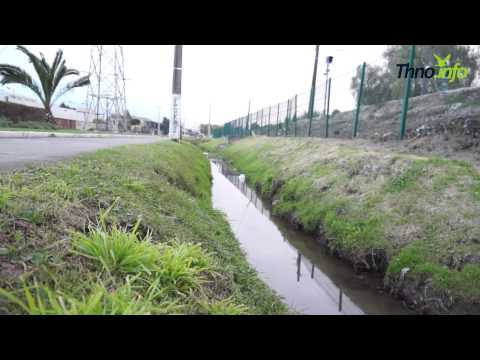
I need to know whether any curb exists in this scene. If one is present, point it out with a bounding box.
[0,131,166,139]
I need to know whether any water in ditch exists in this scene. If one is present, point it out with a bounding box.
[210,158,411,315]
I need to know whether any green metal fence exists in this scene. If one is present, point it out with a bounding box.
[212,45,468,141]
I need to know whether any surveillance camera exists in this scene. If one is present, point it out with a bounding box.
[326,56,333,64]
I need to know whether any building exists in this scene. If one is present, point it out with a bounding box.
[0,89,94,130]
[128,115,159,134]
[0,90,160,134]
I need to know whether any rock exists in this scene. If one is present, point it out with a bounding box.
[345,186,358,194]
[382,132,393,141]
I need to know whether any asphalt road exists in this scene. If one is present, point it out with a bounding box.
[0,136,165,171]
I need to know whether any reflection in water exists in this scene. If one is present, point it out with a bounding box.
[297,253,301,282]
[210,158,410,315]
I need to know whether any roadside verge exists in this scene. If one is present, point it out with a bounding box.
[0,140,287,314]
[0,130,164,139]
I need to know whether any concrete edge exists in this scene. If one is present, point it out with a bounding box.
[0,131,167,139]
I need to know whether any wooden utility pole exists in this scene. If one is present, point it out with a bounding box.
[308,45,320,137]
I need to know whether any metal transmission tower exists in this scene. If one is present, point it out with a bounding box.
[84,45,127,132]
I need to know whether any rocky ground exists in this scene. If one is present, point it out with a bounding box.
[294,86,480,168]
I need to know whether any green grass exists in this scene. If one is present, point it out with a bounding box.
[72,220,161,276]
[0,127,93,134]
[444,94,480,107]
[202,137,480,304]
[0,117,99,134]
[0,140,287,315]
[388,241,480,299]
[0,117,58,130]
[384,160,427,193]
[0,276,184,315]
[198,297,249,315]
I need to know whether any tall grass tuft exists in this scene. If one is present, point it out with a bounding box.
[0,277,185,315]
[154,240,213,295]
[199,297,249,315]
[72,201,160,275]
[72,221,160,275]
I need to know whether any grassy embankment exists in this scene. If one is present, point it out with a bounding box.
[201,136,480,308]
[0,140,287,314]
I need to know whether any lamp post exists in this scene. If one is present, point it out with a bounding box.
[323,56,333,118]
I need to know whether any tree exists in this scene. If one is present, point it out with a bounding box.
[0,46,90,123]
[199,123,221,136]
[159,117,169,135]
[351,45,480,105]
[350,64,393,106]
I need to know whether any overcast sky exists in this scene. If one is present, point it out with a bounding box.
[0,45,388,129]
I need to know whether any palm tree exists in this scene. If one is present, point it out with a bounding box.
[0,45,90,124]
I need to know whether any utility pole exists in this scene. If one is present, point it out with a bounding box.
[170,45,183,141]
[308,45,320,137]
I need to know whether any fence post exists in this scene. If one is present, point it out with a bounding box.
[353,62,366,138]
[338,289,343,312]
[400,45,416,140]
[267,105,271,136]
[260,108,264,135]
[247,100,252,136]
[276,103,280,137]
[325,78,332,138]
[285,99,290,137]
[294,95,298,137]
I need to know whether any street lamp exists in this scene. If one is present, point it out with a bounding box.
[323,56,333,117]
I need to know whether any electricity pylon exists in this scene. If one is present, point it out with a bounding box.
[84,45,127,132]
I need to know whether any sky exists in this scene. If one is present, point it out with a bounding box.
[0,45,388,129]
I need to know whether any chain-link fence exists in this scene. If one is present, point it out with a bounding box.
[213,45,480,141]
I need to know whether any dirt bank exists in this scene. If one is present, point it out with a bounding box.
[203,136,480,314]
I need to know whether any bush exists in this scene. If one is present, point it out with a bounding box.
[0,117,58,130]
[0,117,14,127]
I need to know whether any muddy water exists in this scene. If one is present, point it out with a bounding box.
[210,158,411,315]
